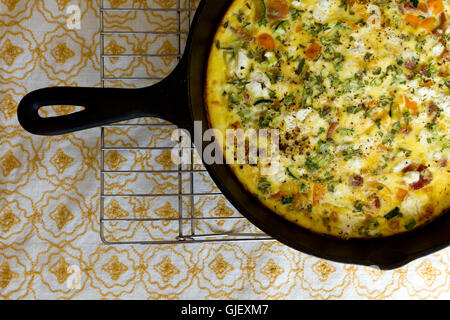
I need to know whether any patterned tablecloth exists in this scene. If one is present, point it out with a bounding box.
[0,0,448,300]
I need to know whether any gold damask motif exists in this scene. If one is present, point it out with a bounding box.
[312,260,336,282]
[51,42,75,64]
[105,200,129,219]
[0,261,19,289]
[0,0,447,300]
[208,254,234,281]
[0,205,20,233]
[50,149,75,174]
[104,150,127,170]
[156,40,177,66]
[260,259,284,283]
[102,255,129,281]
[154,150,173,170]
[0,94,18,120]
[0,150,21,177]
[104,40,126,64]
[49,203,74,230]
[54,0,72,11]
[154,256,180,282]
[154,202,177,226]
[212,199,233,219]
[108,0,127,8]
[0,39,24,66]
[417,260,441,287]
[48,256,71,284]
[1,0,20,11]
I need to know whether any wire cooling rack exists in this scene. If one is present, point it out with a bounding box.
[98,0,272,245]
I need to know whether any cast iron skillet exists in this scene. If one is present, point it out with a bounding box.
[17,0,449,269]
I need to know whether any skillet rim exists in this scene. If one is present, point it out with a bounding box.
[186,0,450,269]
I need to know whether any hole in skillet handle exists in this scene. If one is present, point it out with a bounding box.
[17,86,148,136]
[38,105,86,118]
[16,60,191,136]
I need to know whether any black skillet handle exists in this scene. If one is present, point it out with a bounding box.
[17,59,191,136]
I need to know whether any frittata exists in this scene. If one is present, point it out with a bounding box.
[205,0,449,238]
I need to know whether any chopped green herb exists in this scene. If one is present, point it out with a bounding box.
[354,200,364,212]
[281,196,293,204]
[286,167,298,180]
[384,207,402,220]
[404,218,417,231]
[257,177,272,194]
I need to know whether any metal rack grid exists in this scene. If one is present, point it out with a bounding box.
[98,0,272,245]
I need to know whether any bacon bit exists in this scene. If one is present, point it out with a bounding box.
[257,33,275,49]
[388,219,400,230]
[404,96,418,112]
[269,191,284,200]
[361,100,377,110]
[421,65,430,76]
[403,163,428,173]
[374,197,381,209]
[305,42,322,60]
[404,60,417,70]
[396,188,409,201]
[418,2,430,13]
[440,159,448,167]
[350,23,360,30]
[419,17,436,31]
[377,144,390,152]
[428,102,437,116]
[349,174,364,187]
[327,122,339,139]
[419,204,435,222]
[404,2,429,14]
[441,50,450,60]
[296,25,302,32]
[371,108,388,120]
[433,12,447,36]
[229,26,254,42]
[404,13,422,28]
[293,193,306,206]
[312,183,327,206]
[424,80,433,88]
[401,125,413,135]
[230,121,243,129]
[427,0,444,15]
[267,0,290,20]
[410,169,433,190]
[329,211,339,223]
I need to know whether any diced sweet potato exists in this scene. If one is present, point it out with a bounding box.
[313,183,327,206]
[305,42,322,60]
[404,13,422,28]
[267,0,289,20]
[396,188,409,201]
[404,96,418,112]
[419,17,436,31]
[257,33,275,49]
[428,0,444,15]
